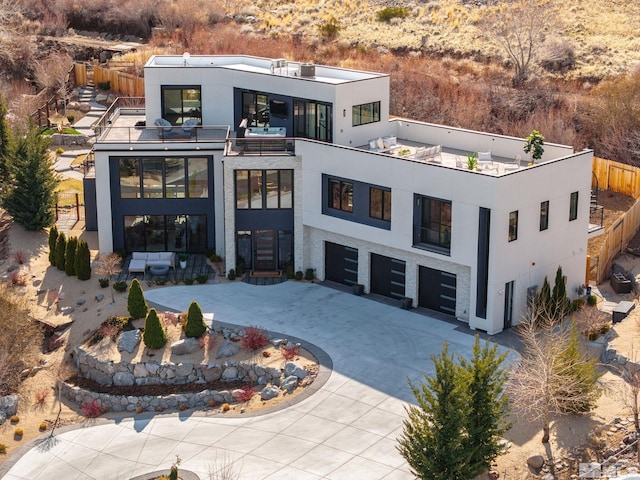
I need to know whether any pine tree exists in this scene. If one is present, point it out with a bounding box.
[0,93,11,193]
[557,321,601,413]
[2,125,58,230]
[143,308,167,349]
[48,225,58,266]
[55,232,66,271]
[398,343,472,480]
[74,239,92,280]
[538,277,551,314]
[458,336,511,478]
[184,301,206,338]
[65,236,77,276]
[551,266,569,318]
[127,278,148,319]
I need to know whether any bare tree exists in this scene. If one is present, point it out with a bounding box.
[483,0,557,86]
[33,52,73,117]
[154,0,223,49]
[508,303,601,443]
[94,252,123,303]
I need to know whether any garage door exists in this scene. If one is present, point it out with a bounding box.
[418,266,456,316]
[325,242,358,286]
[370,253,406,299]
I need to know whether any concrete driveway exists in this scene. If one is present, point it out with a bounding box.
[1,281,505,480]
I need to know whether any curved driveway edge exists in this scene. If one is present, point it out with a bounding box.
[1,281,508,480]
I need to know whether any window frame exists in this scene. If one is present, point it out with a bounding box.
[413,195,452,255]
[161,85,202,126]
[508,210,518,242]
[352,101,381,127]
[235,169,294,210]
[540,200,549,231]
[569,191,579,221]
[329,178,354,213]
[369,187,391,222]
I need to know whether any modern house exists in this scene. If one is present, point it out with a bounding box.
[87,54,595,334]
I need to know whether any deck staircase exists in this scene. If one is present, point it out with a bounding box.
[589,172,605,235]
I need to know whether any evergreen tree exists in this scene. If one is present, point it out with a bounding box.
[48,225,58,266]
[55,232,66,271]
[2,125,58,230]
[127,278,148,319]
[0,93,11,193]
[74,239,92,280]
[551,266,569,318]
[398,343,471,480]
[64,236,77,276]
[143,308,167,349]
[557,321,601,413]
[538,276,551,314]
[184,301,206,338]
[458,336,511,477]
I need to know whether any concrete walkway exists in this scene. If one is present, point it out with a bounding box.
[0,282,510,480]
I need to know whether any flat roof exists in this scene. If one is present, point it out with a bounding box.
[145,54,388,85]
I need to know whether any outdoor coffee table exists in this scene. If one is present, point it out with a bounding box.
[149,265,170,277]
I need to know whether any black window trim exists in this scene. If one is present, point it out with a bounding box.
[352,101,381,127]
[413,194,452,256]
[569,191,579,221]
[508,210,518,242]
[540,200,549,231]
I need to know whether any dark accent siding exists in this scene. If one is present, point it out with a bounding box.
[83,177,98,231]
[235,209,294,232]
[476,207,491,318]
[321,174,391,230]
[108,155,216,252]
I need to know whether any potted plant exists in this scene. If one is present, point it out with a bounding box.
[524,129,544,166]
[466,151,478,170]
[178,253,188,269]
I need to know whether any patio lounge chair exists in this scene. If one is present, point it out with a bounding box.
[182,118,200,135]
[478,151,493,169]
[504,154,521,171]
[154,117,173,133]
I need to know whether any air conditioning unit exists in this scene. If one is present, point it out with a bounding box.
[300,63,316,77]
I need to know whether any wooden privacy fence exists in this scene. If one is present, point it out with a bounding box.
[591,157,640,283]
[74,63,144,97]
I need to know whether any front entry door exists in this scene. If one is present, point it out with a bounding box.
[254,230,276,271]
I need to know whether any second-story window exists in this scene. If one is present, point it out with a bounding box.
[235,169,294,210]
[370,187,391,222]
[509,210,518,242]
[352,101,380,126]
[329,179,353,212]
[540,200,549,231]
[569,191,579,221]
[161,86,201,125]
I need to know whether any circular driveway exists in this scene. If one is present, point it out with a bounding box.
[1,282,501,480]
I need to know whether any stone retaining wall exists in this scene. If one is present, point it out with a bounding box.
[60,381,238,413]
[74,346,283,387]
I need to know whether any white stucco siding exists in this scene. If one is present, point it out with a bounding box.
[94,150,114,253]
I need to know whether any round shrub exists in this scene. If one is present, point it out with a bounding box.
[113,280,127,292]
[143,308,167,349]
[228,269,236,281]
[295,270,304,281]
[587,294,598,306]
[184,301,206,338]
[127,278,148,319]
[305,268,315,281]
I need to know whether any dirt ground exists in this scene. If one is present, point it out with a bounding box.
[0,214,317,463]
[588,190,636,258]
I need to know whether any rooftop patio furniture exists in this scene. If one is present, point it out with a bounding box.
[504,154,521,171]
[182,118,200,135]
[478,151,493,169]
[154,118,173,133]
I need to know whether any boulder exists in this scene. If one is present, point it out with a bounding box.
[0,411,5,425]
[0,395,19,416]
[527,454,545,470]
[216,339,240,359]
[118,330,141,353]
[284,361,307,379]
[113,372,135,387]
[222,366,238,381]
[260,385,280,401]
[170,338,200,355]
[280,375,298,393]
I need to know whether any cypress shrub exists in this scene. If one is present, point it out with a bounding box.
[75,239,92,280]
[184,301,206,338]
[65,236,77,276]
[143,308,166,349]
[55,232,66,270]
[127,278,148,319]
[48,225,58,266]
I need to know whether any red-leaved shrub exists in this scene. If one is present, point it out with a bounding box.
[281,344,299,361]
[236,385,255,402]
[14,251,25,264]
[81,398,106,418]
[10,270,27,286]
[241,326,269,351]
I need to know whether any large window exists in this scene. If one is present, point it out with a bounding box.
[569,191,579,221]
[508,211,518,242]
[242,92,270,127]
[414,195,451,254]
[370,187,391,222]
[235,169,293,210]
[352,101,380,126]
[329,179,353,213]
[540,200,549,231]
[123,214,207,253]
[162,86,201,125]
[119,157,209,199]
[293,99,332,142]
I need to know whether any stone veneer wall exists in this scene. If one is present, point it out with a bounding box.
[74,346,283,387]
[60,381,240,413]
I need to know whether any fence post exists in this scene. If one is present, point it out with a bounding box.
[75,193,79,220]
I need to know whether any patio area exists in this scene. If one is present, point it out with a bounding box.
[116,253,216,284]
